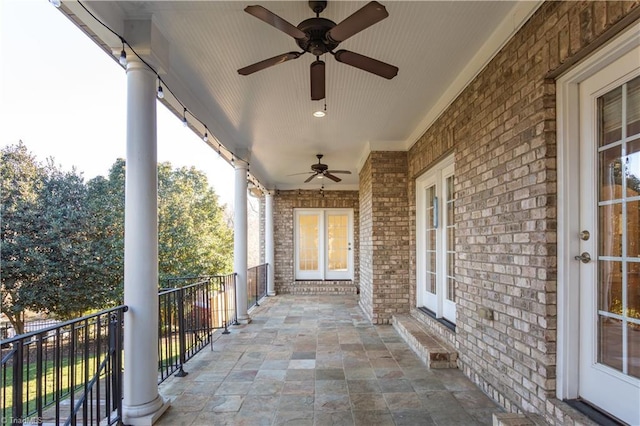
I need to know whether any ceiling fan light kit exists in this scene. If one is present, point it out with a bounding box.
[238,1,398,101]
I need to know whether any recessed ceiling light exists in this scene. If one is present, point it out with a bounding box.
[313,110,326,118]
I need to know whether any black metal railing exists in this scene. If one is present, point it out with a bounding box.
[0,306,127,426]
[1,273,240,424]
[157,274,237,383]
[247,263,268,310]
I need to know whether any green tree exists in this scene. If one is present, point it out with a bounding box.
[1,142,46,334]
[86,159,126,300]
[158,163,233,279]
[32,164,115,319]
[87,160,233,285]
[2,146,233,334]
[1,143,120,331]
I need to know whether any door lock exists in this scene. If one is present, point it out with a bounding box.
[579,230,590,241]
[574,252,591,263]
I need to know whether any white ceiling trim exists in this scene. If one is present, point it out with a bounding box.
[403,0,543,150]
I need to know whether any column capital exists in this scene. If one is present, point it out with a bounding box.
[110,19,170,75]
[233,159,249,170]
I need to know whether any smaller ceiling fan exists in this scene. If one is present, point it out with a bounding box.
[292,154,352,183]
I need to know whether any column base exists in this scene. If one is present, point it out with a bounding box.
[267,291,276,296]
[123,395,170,425]
[237,315,252,324]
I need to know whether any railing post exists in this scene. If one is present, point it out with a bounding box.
[255,267,260,307]
[222,277,231,335]
[11,341,24,424]
[175,287,188,377]
[233,273,240,325]
[35,333,43,420]
[109,312,119,417]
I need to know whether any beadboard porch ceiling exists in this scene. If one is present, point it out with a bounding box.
[60,1,540,191]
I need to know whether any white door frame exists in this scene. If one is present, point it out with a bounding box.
[556,19,640,402]
[416,153,456,323]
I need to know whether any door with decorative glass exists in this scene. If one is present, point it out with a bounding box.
[577,46,640,425]
[294,209,353,280]
[416,155,456,323]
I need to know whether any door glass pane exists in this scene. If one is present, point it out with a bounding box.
[425,185,436,293]
[327,214,348,271]
[627,139,640,195]
[627,75,640,137]
[599,261,622,312]
[629,201,640,258]
[298,215,318,271]
[599,148,623,202]
[598,316,623,371]
[599,86,622,145]
[628,322,640,379]
[628,264,640,323]
[599,204,622,257]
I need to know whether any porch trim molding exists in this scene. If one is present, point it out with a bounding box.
[556,19,640,401]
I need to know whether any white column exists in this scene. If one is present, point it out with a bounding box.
[122,59,168,425]
[234,160,250,323]
[265,192,276,296]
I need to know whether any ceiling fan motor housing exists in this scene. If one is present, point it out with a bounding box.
[296,18,339,56]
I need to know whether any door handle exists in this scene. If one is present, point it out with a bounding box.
[574,252,591,263]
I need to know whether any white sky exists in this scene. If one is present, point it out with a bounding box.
[0,0,235,207]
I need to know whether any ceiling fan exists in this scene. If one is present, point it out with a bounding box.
[238,0,398,101]
[292,154,352,183]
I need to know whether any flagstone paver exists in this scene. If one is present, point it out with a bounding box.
[156,294,502,425]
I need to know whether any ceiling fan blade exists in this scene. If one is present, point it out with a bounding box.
[304,173,318,183]
[310,60,326,101]
[287,172,315,176]
[334,50,398,79]
[244,5,308,41]
[326,170,352,174]
[238,52,301,75]
[323,173,342,182]
[325,1,388,43]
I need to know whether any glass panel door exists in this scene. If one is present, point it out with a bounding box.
[578,51,640,425]
[416,154,455,322]
[295,212,321,280]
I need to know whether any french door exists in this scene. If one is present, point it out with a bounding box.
[577,45,640,425]
[294,209,353,280]
[416,155,456,323]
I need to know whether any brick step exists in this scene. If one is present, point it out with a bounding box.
[278,281,357,295]
[492,413,546,426]
[392,314,457,369]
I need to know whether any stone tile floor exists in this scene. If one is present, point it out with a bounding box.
[156,295,502,425]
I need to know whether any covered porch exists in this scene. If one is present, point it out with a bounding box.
[4,0,640,425]
[156,294,501,426]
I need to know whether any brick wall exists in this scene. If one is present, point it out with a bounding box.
[406,0,640,421]
[359,157,373,322]
[272,190,359,294]
[359,151,410,325]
